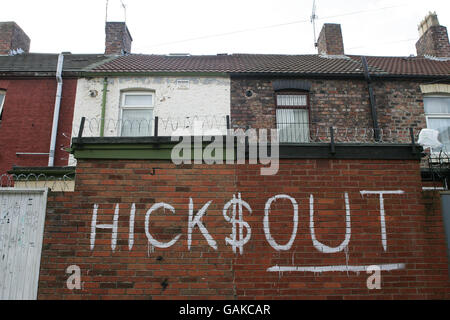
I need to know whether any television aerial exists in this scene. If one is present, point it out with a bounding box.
[311,0,319,47]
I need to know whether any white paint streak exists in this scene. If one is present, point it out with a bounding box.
[310,193,351,254]
[145,203,181,249]
[264,195,298,251]
[360,190,405,251]
[188,198,217,250]
[128,203,136,251]
[267,263,406,273]
[90,204,98,251]
[90,203,119,251]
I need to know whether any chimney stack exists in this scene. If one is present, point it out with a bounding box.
[317,23,345,56]
[0,22,30,55]
[105,22,133,55]
[416,12,450,57]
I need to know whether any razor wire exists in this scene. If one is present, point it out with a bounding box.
[302,126,422,144]
[71,115,229,137]
[0,173,75,192]
[68,116,423,144]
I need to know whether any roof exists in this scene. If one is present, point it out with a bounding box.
[0,52,448,78]
[0,53,112,74]
[89,53,450,78]
[91,54,385,75]
[349,55,450,77]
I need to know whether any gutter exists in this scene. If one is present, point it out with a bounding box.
[48,53,64,167]
[361,56,381,142]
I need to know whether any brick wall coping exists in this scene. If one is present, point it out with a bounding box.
[8,166,76,177]
[71,137,423,161]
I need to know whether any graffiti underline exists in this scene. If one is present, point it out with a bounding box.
[267,263,406,273]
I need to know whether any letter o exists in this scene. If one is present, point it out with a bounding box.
[264,195,298,251]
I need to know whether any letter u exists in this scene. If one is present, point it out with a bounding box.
[310,193,351,253]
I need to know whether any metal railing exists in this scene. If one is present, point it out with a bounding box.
[72,115,230,138]
[275,122,422,144]
[71,116,424,145]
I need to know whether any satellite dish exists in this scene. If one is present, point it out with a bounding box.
[417,129,443,150]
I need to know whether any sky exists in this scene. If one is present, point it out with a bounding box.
[0,0,449,56]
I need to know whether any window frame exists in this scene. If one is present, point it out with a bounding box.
[274,90,311,143]
[424,94,450,153]
[119,91,155,137]
[275,91,310,110]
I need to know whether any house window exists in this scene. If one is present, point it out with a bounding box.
[0,90,5,126]
[276,92,310,143]
[424,96,450,151]
[120,92,154,137]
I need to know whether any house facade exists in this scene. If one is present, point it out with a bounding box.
[73,17,449,146]
[2,16,449,176]
[0,22,111,180]
[72,74,230,139]
[0,13,450,300]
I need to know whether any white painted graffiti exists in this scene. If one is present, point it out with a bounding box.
[223,193,252,255]
[360,190,405,251]
[146,203,181,249]
[310,193,351,254]
[90,190,405,259]
[264,195,298,252]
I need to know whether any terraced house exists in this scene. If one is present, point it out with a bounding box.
[0,12,449,300]
[0,21,111,181]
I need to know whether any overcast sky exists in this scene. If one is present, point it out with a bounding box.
[1,0,449,56]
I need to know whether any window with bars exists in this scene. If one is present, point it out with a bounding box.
[120,92,154,137]
[276,93,310,143]
[424,96,450,152]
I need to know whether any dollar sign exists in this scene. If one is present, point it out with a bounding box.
[223,193,252,255]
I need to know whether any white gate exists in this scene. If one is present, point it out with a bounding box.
[0,188,48,300]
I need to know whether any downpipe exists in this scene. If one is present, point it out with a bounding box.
[48,53,64,167]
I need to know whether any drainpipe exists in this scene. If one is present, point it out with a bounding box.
[361,56,381,142]
[48,53,64,167]
[100,77,108,137]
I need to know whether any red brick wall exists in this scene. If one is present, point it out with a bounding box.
[0,78,77,174]
[38,158,450,300]
[231,78,426,134]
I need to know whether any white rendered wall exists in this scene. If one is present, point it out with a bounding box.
[70,75,231,165]
[72,76,230,136]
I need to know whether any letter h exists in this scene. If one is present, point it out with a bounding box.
[90,204,120,252]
